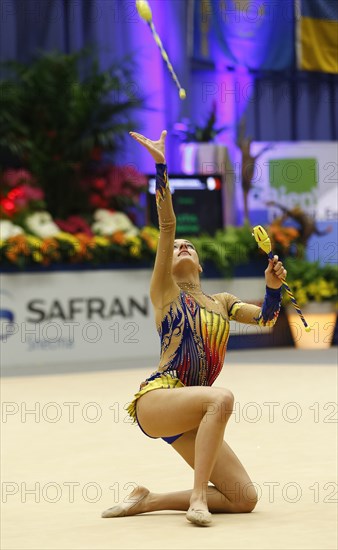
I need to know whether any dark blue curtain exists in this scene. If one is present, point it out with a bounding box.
[1,0,336,167]
[190,0,337,143]
[245,71,338,141]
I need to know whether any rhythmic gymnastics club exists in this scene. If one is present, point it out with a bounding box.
[135,0,187,100]
[252,225,312,332]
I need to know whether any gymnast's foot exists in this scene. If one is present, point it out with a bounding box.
[186,500,212,526]
[101,486,150,518]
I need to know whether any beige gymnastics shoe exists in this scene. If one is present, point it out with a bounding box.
[186,507,212,526]
[101,486,149,518]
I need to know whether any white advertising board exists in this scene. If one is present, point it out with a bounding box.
[246,141,338,222]
[1,270,158,369]
[233,141,338,265]
[1,270,267,369]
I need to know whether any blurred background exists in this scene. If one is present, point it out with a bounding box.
[1,0,337,371]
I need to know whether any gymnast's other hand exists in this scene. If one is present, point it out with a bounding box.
[129,130,167,164]
[265,255,287,289]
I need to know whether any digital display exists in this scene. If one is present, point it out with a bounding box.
[147,175,224,236]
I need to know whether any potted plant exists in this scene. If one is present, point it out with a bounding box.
[0,48,144,219]
[174,101,228,144]
[174,101,228,170]
[174,102,235,224]
[283,258,338,349]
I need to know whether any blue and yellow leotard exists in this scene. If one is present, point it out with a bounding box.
[126,164,281,442]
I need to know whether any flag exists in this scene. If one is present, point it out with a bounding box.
[297,0,338,73]
[206,0,294,70]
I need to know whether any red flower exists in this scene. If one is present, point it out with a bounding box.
[104,166,124,197]
[80,164,147,213]
[89,194,109,209]
[103,165,147,199]
[93,178,106,190]
[20,185,44,201]
[7,188,24,200]
[3,169,35,187]
[55,216,93,237]
[7,187,27,208]
[121,165,147,189]
[0,198,16,215]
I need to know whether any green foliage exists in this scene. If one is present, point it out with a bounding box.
[283,258,338,305]
[191,224,257,277]
[285,258,337,285]
[0,48,144,218]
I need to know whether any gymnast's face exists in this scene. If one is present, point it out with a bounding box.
[172,239,202,276]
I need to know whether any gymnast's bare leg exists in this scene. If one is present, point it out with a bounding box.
[102,421,258,518]
[102,384,258,523]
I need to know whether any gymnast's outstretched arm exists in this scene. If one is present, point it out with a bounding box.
[220,255,287,327]
[129,131,179,308]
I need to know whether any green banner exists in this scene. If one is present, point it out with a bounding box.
[269,158,318,194]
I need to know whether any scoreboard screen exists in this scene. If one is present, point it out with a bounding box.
[147,175,224,236]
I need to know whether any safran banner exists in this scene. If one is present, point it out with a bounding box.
[1,270,267,370]
[192,0,294,70]
[1,269,157,369]
[297,0,338,73]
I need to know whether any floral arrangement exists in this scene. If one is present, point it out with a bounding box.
[83,164,147,211]
[0,225,159,268]
[0,167,159,268]
[266,218,300,258]
[55,216,93,237]
[283,259,338,306]
[0,169,45,222]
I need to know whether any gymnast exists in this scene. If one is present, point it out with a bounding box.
[102,130,286,526]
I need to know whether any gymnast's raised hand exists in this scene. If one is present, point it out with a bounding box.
[130,130,167,164]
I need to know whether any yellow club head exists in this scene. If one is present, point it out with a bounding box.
[252,225,272,254]
[179,88,186,100]
[136,0,153,22]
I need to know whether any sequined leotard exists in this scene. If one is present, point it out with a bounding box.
[156,291,229,386]
[127,164,281,442]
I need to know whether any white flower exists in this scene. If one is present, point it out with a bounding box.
[0,220,24,240]
[93,209,113,221]
[25,212,60,238]
[92,209,138,237]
